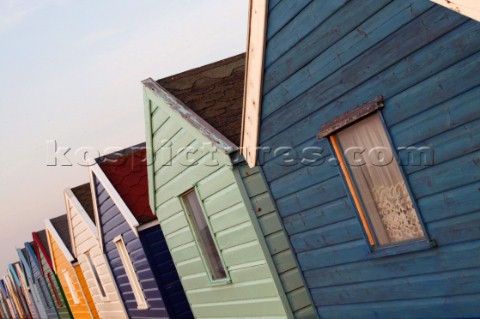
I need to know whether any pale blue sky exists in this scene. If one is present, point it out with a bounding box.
[0,0,248,271]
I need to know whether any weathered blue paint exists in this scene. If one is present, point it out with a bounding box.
[93,174,192,319]
[16,249,43,319]
[257,1,480,318]
[139,225,193,319]
[24,243,59,319]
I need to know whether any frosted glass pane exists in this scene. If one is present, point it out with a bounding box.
[336,113,424,246]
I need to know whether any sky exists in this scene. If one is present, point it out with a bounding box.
[0,0,248,272]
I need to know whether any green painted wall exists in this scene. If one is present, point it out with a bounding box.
[144,86,292,318]
[236,164,317,319]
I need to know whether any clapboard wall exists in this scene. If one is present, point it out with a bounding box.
[93,177,170,319]
[140,225,193,319]
[66,189,128,319]
[258,0,480,318]
[25,243,59,319]
[237,164,316,319]
[143,97,292,318]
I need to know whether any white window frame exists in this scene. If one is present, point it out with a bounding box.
[84,251,108,301]
[113,235,148,310]
[62,269,79,305]
[180,187,230,284]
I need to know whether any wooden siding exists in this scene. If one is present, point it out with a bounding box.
[13,262,40,319]
[47,229,98,319]
[93,176,170,319]
[139,225,193,319]
[143,90,292,319]
[237,164,317,319]
[17,249,45,319]
[258,1,480,318]
[66,194,127,319]
[25,244,59,319]
[37,246,72,319]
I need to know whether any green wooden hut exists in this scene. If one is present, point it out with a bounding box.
[142,54,316,318]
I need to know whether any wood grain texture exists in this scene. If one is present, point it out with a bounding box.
[48,230,98,319]
[66,193,128,319]
[143,92,293,318]
[257,0,480,317]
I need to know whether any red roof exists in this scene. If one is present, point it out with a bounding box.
[98,146,156,225]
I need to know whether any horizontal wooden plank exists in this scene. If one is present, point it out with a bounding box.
[283,197,355,236]
[409,150,480,198]
[264,0,392,92]
[261,0,437,122]
[266,0,312,40]
[275,176,347,218]
[265,0,348,67]
[305,239,480,288]
[290,218,363,253]
[317,293,480,319]
[312,268,480,306]
[297,240,368,271]
[418,181,480,223]
[402,118,480,175]
[261,9,472,150]
[390,85,480,147]
[428,211,480,245]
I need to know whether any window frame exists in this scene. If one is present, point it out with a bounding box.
[320,99,433,256]
[62,269,80,305]
[113,235,148,310]
[179,187,230,285]
[84,251,108,301]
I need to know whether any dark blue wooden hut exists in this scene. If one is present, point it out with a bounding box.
[240,1,480,318]
[88,144,193,319]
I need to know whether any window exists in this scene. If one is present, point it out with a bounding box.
[47,273,62,307]
[181,189,227,282]
[62,270,79,304]
[85,252,107,298]
[113,236,148,309]
[326,109,426,249]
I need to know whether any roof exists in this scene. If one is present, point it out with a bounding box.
[50,214,74,256]
[34,230,51,264]
[71,183,96,225]
[157,53,246,146]
[96,143,156,225]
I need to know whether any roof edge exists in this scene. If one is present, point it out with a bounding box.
[142,78,238,154]
[44,219,75,265]
[88,160,140,238]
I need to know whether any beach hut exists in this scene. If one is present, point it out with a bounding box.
[3,272,27,319]
[240,1,480,318]
[0,279,15,319]
[64,183,128,319]
[45,214,100,319]
[142,54,315,318]
[89,144,193,318]
[13,260,40,319]
[8,263,34,318]
[24,242,58,319]
[32,230,73,319]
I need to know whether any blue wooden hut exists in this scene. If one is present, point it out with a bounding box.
[240,1,480,318]
[16,248,43,319]
[88,144,193,318]
[25,241,59,319]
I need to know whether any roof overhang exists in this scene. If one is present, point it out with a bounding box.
[87,158,140,245]
[44,218,76,272]
[143,78,238,154]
